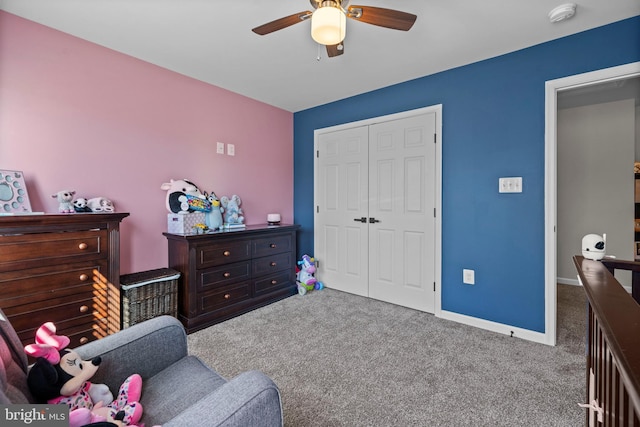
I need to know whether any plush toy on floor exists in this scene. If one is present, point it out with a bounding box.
[52,190,76,213]
[296,254,324,295]
[24,322,144,426]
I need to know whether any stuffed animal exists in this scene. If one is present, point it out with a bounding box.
[87,197,115,213]
[73,197,93,213]
[161,179,211,214]
[52,190,76,213]
[296,255,324,295]
[204,191,224,230]
[25,322,143,426]
[220,195,244,225]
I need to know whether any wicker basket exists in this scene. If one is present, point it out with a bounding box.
[120,268,180,328]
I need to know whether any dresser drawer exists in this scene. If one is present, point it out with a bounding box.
[65,320,110,347]
[0,229,108,271]
[197,240,251,268]
[19,318,109,350]
[0,262,107,309]
[6,291,105,335]
[254,271,293,297]
[197,261,251,291]
[252,252,292,277]
[198,282,251,313]
[252,233,292,258]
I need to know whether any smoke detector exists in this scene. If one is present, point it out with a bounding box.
[549,3,577,23]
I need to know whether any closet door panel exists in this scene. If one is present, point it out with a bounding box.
[316,126,369,297]
[369,113,437,312]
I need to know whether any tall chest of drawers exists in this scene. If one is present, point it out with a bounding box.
[0,213,129,348]
[164,224,299,333]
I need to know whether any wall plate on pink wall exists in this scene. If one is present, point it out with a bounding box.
[0,170,33,214]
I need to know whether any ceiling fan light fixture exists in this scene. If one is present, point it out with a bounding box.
[311,1,346,45]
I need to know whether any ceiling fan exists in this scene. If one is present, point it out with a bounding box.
[251,0,417,58]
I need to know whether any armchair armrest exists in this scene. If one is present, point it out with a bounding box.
[164,371,283,427]
[74,315,187,392]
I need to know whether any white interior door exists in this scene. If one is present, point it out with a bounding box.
[368,113,436,312]
[315,126,369,297]
[315,108,439,313]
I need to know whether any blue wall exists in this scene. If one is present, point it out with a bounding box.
[293,16,640,332]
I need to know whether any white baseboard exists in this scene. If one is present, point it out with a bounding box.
[438,310,550,345]
[557,277,581,286]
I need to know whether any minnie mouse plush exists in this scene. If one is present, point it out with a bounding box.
[24,322,143,427]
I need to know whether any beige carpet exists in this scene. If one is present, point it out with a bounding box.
[188,284,586,426]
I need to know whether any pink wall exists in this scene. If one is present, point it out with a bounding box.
[0,11,294,274]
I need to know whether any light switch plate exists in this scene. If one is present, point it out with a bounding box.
[499,177,522,193]
[227,144,235,156]
[216,142,225,155]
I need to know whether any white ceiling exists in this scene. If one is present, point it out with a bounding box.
[1,0,639,112]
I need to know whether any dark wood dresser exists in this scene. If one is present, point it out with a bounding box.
[164,224,299,333]
[0,213,129,348]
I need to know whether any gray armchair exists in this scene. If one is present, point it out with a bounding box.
[0,310,283,426]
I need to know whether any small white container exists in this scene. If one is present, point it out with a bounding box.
[267,213,281,224]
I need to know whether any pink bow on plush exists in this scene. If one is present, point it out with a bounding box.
[24,322,70,364]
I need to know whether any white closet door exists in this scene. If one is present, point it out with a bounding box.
[315,110,438,313]
[316,126,369,297]
[368,112,437,312]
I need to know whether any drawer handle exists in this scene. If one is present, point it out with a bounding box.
[79,337,89,344]
[79,305,89,313]
[79,274,88,281]
[224,293,231,299]
[78,242,88,250]
[270,262,277,267]
[270,243,277,248]
[223,272,231,278]
[271,280,277,285]
[223,250,231,256]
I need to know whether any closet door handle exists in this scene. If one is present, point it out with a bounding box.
[369,217,380,223]
[353,217,367,223]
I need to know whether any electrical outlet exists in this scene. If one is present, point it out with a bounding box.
[227,143,235,156]
[216,142,225,154]
[463,269,475,285]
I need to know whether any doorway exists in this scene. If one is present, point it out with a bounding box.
[314,105,442,314]
[545,62,640,346]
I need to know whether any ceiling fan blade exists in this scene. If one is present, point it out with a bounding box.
[347,6,416,31]
[252,11,313,35]
[326,42,345,57]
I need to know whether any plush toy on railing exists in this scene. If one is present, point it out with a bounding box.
[24,322,144,427]
[160,179,211,214]
[296,254,324,295]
